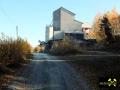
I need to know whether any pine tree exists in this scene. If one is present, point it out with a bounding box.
[100,15,113,44]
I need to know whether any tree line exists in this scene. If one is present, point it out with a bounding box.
[93,8,120,45]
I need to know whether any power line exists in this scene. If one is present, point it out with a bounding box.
[0,5,14,24]
[0,4,19,38]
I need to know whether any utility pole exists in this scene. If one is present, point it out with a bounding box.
[16,25,18,39]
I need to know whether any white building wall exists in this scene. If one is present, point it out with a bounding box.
[59,9,83,34]
[68,20,83,33]
[54,31,64,40]
[60,10,74,31]
[45,26,53,42]
[82,22,93,39]
[45,26,64,42]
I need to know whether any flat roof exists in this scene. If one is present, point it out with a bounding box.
[54,7,76,16]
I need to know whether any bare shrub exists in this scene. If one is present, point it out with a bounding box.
[50,36,80,55]
[0,33,32,65]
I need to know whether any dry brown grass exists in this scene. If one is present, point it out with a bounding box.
[50,36,80,55]
[66,56,120,90]
[0,33,32,66]
[0,33,32,87]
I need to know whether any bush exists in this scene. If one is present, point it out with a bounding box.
[0,33,32,66]
[50,36,80,55]
[102,35,120,52]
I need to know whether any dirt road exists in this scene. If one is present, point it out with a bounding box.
[6,53,92,90]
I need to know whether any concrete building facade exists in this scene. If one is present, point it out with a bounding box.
[45,7,95,44]
[46,7,84,42]
[45,25,53,42]
[53,7,83,40]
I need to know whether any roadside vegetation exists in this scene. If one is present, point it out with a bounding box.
[50,36,81,55]
[33,42,45,53]
[0,33,32,87]
[93,8,120,52]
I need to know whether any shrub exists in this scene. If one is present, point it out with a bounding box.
[0,33,32,65]
[50,36,80,55]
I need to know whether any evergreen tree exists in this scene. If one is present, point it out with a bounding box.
[100,15,113,44]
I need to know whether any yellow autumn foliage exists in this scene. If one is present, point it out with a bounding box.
[0,34,32,65]
[93,8,120,44]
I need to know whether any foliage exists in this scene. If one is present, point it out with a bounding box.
[101,15,113,43]
[92,13,106,44]
[93,8,120,45]
[50,36,80,55]
[0,33,32,65]
[105,8,120,40]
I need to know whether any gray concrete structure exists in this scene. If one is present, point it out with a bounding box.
[52,7,83,41]
[53,7,83,33]
[45,25,53,42]
[45,7,93,42]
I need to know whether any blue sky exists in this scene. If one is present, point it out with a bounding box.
[0,0,120,47]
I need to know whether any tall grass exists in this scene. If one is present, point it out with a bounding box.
[50,36,80,55]
[0,33,32,66]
